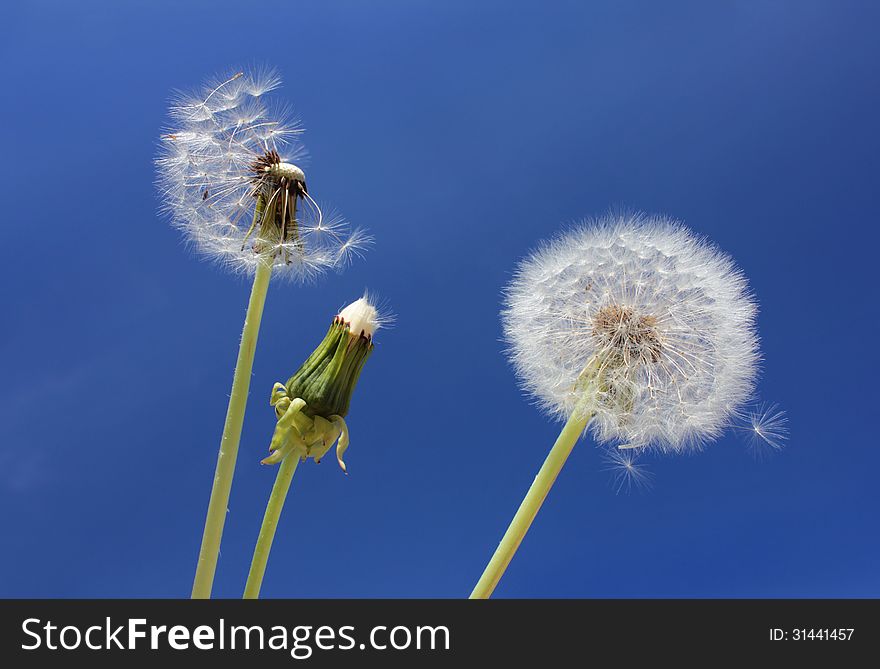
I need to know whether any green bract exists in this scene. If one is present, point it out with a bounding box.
[286,317,373,419]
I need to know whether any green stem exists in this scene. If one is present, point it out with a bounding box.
[243,454,300,599]
[470,409,592,599]
[191,258,273,599]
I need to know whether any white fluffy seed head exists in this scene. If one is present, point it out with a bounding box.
[155,66,369,281]
[503,211,759,453]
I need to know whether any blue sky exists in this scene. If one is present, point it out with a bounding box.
[1,1,878,597]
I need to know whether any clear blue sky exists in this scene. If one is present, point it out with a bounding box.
[1,1,877,598]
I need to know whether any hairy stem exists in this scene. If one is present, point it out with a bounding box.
[243,454,300,599]
[191,258,273,599]
[470,409,592,599]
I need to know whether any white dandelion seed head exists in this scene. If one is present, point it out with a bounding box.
[503,211,759,453]
[155,66,369,281]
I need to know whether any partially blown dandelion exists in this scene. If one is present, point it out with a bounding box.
[471,212,772,598]
[157,67,368,279]
[156,67,368,598]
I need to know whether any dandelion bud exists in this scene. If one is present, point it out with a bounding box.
[262,296,383,471]
[286,300,377,419]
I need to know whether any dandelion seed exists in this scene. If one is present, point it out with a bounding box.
[734,402,789,457]
[601,447,654,494]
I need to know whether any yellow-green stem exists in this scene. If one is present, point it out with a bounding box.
[470,409,592,599]
[243,454,300,598]
[191,258,273,599]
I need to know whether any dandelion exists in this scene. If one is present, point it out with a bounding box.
[156,68,368,279]
[155,67,368,598]
[735,402,789,457]
[243,296,384,598]
[470,212,769,598]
